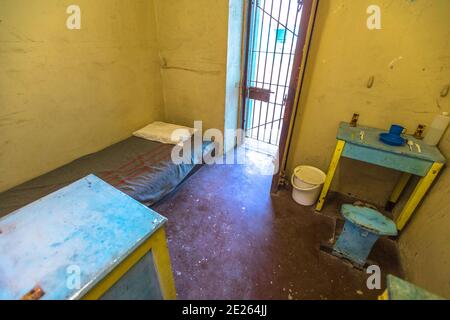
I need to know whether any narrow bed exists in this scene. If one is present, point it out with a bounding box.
[0,136,214,218]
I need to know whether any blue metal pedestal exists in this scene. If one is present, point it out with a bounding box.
[333,204,398,266]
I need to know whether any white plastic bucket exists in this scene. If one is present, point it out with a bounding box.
[291,165,326,206]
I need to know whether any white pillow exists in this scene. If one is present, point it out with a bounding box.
[133,121,196,145]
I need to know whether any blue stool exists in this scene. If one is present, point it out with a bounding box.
[333,204,398,267]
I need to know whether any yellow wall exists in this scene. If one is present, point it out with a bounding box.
[153,0,229,133]
[399,129,450,298]
[1,0,244,191]
[286,0,450,297]
[287,0,450,204]
[0,0,165,192]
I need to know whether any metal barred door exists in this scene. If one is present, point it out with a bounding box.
[243,0,303,146]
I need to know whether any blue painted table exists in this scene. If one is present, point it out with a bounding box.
[316,122,446,230]
[0,175,176,300]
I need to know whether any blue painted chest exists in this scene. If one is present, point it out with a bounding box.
[0,175,174,300]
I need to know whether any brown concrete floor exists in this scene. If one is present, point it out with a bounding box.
[153,151,403,300]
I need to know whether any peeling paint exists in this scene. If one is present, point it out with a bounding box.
[388,56,403,69]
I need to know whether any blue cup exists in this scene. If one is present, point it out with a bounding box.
[389,125,405,136]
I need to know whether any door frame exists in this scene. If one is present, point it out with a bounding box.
[240,0,254,132]
[240,0,319,193]
[270,0,318,193]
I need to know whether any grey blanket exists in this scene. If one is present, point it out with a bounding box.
[0,137,212,218]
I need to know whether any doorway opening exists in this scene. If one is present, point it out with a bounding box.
[241,0,316,192]
[243,0,304,154]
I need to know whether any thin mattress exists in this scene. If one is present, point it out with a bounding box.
[0,137,214,218]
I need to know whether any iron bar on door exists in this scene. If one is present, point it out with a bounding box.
[244,0,303,146]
